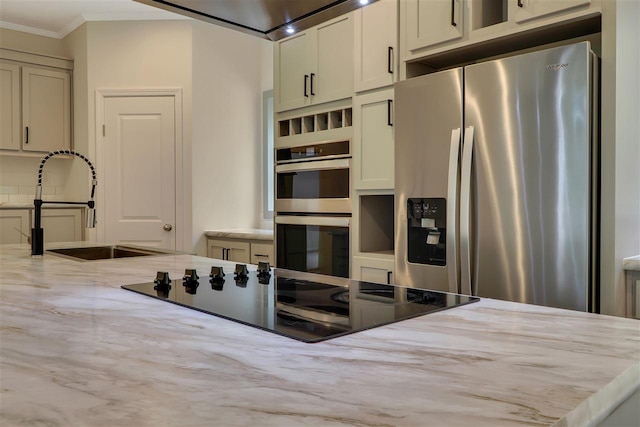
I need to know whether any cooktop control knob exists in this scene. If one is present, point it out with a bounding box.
[234,264,249,286]
[154,271,171,288]
[183,269,199,283]
[153,271,172,297]
[210,266,225,281]
[257,261,271,277]
[234,264,249,279]
[182,269,199,294]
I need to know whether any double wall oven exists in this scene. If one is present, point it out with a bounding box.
[275,140,351,278]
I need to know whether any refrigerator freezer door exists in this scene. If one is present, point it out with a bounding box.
[394,68,463,292]
[464,42,593,311]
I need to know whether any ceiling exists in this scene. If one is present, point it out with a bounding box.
[1,0,376,42]
[0,0,187,39]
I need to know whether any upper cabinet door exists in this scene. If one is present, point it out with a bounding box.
[313,14,354,105]
[274,14,353,112]
[510,0,591,24]
[354,0,398,93]
[353,88,395,190]
[22,66,71,152]
[274,31,313,112]
[405,0,463,52]
[0,62,20,151]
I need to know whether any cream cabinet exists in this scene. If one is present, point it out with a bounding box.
[0,207,83,244]
[0,62,20,150]
[250,242,275,265]
[354,0,398,93]
[41,208,83,243]
[206,236,275,265]
[404,0,463,53]
[274,14,353,112]
[21,66,71,153]
[0,49,72,155]
[207,239,250,263]
[352,255,395,284]
[0,209,30,244]
[353,88,394,190]
[510,0,591,24]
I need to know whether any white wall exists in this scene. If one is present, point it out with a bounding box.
[600,0,640,316]
[58,19,272,255]
[190,21,273,255]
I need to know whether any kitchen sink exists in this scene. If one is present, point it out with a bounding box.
[46,245,177,261]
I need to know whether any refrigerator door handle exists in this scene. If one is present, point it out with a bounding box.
[446,128,461,294]
[460,125,474,296]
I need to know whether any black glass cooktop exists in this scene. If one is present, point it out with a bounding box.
[122,267,479,343]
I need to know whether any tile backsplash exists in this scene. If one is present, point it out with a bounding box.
[0,185,65,204]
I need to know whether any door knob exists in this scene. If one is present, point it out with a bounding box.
[163,224,173,231]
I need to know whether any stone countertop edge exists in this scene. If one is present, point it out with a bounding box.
[623,256,640,271]
[553,362,640,427]
[205,228,273,241]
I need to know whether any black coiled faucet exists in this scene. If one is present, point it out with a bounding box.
[32,150,97,256]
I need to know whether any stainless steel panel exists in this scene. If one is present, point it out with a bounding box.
[275,198,351,214]
[275,158,350,173]
[394,69,463,292]
[275,215,350,227]
[135,0,378,41]
[465,42,593,311]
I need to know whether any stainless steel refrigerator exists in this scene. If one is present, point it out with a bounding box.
[394,42,599,312]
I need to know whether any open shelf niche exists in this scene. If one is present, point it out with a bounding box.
[359,194,394,255]
[278,107,353,137]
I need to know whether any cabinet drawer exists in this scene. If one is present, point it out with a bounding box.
[250,242,274,265]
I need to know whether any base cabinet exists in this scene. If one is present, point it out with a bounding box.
[207,239,250,263]
[250,242,275,265]
[41,209,83,243]
[207,237,274,265]
[0,210,30,244]
[0,207,84,244]
[352,256,395,284]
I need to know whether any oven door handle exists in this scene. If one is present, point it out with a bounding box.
[275,158,350,173]
[275,216,350,227]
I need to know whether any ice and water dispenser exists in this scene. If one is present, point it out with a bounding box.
[406,198,446,266]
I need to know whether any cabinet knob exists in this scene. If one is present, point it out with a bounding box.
[163,223,173,231]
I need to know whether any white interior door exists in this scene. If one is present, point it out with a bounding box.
[103,95,176,249]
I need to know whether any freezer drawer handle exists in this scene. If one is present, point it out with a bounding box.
[450,0,457,26]
[460,126,475,296]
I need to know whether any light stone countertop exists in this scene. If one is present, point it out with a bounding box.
[0,242,639,427]
[623,256,640,272]
[205,228,273,241]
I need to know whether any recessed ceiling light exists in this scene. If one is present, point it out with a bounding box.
[286,26,295,34]
[359,0,370,5]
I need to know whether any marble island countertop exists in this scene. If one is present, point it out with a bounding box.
[1,243,639,427]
